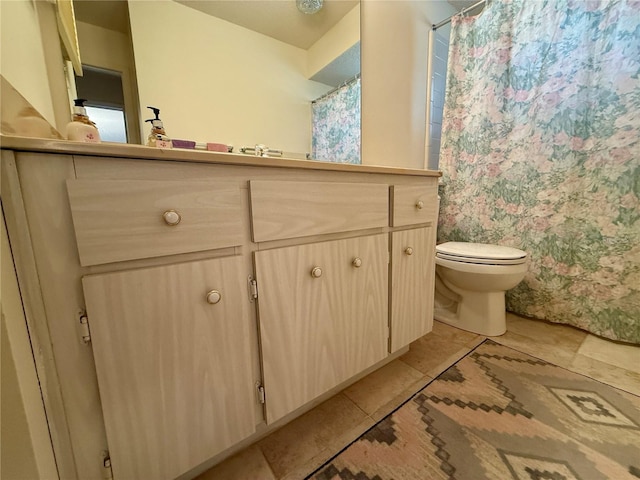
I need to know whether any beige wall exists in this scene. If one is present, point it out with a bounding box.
[0,1,57,128]
[76,21,141,143]
[361,0,456,169]
[128,0,331,155]
[307,4,360,78]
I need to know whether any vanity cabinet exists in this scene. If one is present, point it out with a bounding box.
[250,180,390,422]
[390,227,436,352]
[82,256,256,480]
[2,138,440,480]
[389,185,438,352]
[254,234,389,423]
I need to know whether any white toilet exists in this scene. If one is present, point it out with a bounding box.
[434,242,528,336]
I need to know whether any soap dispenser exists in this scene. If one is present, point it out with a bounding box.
[66,99,101,143]
[145,106,172,148]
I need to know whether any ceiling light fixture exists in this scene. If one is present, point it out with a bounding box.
[296,0,323,14]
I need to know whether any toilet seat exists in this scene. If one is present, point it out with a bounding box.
[436,242,527,265]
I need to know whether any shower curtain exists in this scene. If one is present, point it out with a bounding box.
[311,78,361,163]
[438,0,640,343]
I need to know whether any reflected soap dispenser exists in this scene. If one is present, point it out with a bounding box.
[145,106,172,148]
[66,99,101,143]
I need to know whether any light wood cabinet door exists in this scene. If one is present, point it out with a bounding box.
[82,257,256,480]
[255,234,389,423]
[390,227,436,352]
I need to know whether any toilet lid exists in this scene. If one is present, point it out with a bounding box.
[436,242,527,265]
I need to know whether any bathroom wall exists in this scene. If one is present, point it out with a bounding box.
[307,4,360,79]
[0,1,58,129]
[128,0,332,155]
[426,27,451,170]
[360,0,456,169]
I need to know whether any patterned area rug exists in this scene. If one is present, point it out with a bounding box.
[309,340,640,480]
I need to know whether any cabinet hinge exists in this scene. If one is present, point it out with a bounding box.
[102,453,113,480]
[79,313,91,344]
[248,275,258,302]
[256,382,266,404]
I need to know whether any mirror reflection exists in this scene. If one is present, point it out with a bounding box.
[72,0,361,162]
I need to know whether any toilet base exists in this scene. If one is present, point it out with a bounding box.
[434,290,507,336]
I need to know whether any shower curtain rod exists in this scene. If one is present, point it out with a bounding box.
[312,73,360,104]
[433,0,487,30]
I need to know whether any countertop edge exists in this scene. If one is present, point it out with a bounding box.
[0,135,442,178]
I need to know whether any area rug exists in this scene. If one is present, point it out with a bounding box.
[309,340,640,480]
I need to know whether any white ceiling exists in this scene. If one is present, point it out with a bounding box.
[175,1,359,50]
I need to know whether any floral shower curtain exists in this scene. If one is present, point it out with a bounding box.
[311,78,361,164]
[438,0,640,343]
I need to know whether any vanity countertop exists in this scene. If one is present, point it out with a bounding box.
[0,135,441,177]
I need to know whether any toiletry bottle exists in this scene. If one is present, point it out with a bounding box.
[66,99,101,143]
[145,106,172,148]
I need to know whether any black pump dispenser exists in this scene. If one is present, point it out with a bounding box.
[145,106,171,147]
[145,106,164,128]
[72,98,89,116]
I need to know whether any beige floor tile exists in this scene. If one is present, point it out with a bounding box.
[195,445,276,480]
[577,334,640,373]
[370,374,433,422]
[570,353,640,397]
[400,330,477,375]
[431,320,481,346]
[492,313,588,367]
[258,393,367,479]
[279,416,376,480]
[342,359,423,415]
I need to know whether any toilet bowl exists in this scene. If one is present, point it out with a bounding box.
[434,242,528,336]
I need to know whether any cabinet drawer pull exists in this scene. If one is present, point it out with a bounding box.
[352,257,362,268]
[311,266,323,278]
[415,200,424,210]
[162,210,181,226]
[404,247,414,256]
[206,290,222,304]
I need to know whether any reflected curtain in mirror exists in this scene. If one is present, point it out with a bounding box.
[312,77,361,164]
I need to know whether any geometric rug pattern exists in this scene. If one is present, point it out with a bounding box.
[309,340,640,480]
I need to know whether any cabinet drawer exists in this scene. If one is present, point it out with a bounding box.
[249,180,388,242]
[67,179,243,266]
[390,182,439,227]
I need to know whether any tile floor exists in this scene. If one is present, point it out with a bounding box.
[196,313,640,480]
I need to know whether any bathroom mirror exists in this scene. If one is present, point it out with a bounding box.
[73,0,360,161]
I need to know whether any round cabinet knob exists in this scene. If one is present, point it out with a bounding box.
[405,247,414,256]
[163,210,181,226]
[352,257,362,268]
[206,290,222,304]
[311,266,323,278]
[415,200,424,210]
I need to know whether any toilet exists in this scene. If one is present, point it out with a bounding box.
[434,242,528,336]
